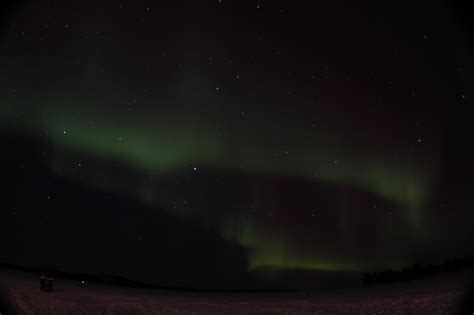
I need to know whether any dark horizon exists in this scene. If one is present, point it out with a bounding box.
[1,0,474,291]
[2,254,474,293]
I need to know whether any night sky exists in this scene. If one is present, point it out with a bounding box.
[1,0,473,290]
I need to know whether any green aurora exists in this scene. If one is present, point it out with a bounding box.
[0,102,434,272]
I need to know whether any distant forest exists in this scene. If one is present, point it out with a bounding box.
[362,257,474,285]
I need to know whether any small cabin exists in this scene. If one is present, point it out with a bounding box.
[40,276,54,292]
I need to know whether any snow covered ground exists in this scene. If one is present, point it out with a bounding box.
[0,268,472,314]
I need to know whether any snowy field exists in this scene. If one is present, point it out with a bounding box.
[0,268,472,314]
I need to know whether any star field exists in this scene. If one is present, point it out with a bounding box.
[0,0,473,289]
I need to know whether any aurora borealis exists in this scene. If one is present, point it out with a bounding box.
[1,0,473,289]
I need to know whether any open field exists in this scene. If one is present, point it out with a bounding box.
[0,268,472,314]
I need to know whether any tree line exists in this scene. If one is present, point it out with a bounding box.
[362,256,474,285]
